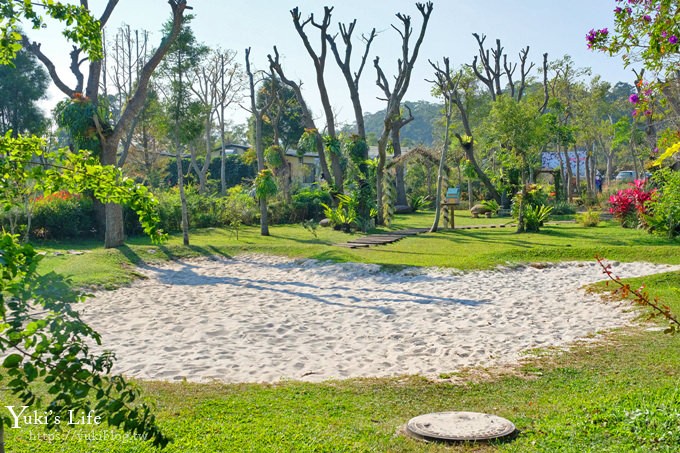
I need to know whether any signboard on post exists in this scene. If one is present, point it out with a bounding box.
[445,187,460,204]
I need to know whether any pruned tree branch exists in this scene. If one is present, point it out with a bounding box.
[20,35,76,97]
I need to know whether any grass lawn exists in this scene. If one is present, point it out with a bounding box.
[3,213,680,452]
[36,211,677,289]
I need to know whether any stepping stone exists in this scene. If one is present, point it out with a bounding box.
[347,238,400,245]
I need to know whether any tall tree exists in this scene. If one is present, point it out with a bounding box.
[291,6,345,190]
[18,0,190,248]
[327,19,376,140]
[245,48,275,236]
[374,1,434,224]
[462,33,548,204]
[546,56,589,200]
[189,47,241,194]
[157,13,205,246]
[102,24,152,167]
[0,49,48,136]
[268,46,333,184]
[213,49,245,195]
[486,96,545,232]
[427,58,460,232]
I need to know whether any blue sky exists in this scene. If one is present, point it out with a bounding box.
[28,0,628,125]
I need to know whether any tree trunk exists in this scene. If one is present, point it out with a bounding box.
[101,140,125,248]
[606,151,614,186]
[430,109,452,233]
[391,127,408,206]
[255,114,269,236]
[1,413,5,453]
[562,145,573,202]
[460,141,501,204]
[177,147,190,246]
[220,126,227,195]
[575,147,581,196]
[376,125,390,225]
[516,156,528,233]
[584,153,593,196]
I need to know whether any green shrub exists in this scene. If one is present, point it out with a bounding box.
[408,194,431,212]
[550,200,577,215]
[221,185,257,238]
[321,193,358,232]
[644,168,680,238]
[480,199,500,214]
[268,201,295,224]
[576,209,601,227]
[150,187,226,234]
[30,191,96,239]
[511,184,548,219]
[292,187,332,221]
[524,204,553,232]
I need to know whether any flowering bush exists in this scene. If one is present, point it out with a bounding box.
[608,179,656,228]
[588,1,679,74]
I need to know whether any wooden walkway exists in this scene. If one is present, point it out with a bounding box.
[334,220,576,249]
[334,228,429,249]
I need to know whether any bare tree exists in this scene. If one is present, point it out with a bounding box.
[390,104,414,206]
[326,20,376,142]
[268,46,332,184]
[457,33,548,205]
[189,48,242,194]
[291,6,344,190]
[373,1,433,225]
[214,49,245,195]
[245,48,275,236]
[102,24,152,167]
[21,0,191,248]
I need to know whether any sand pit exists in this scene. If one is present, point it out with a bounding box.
[77,255,679,383]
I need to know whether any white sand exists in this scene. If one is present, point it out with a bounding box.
[77,256,679,383]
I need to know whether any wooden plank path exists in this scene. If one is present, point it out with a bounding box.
[334,220,576,249]
[334,228,429,249]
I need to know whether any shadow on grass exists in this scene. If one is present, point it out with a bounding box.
[117,244,145,266]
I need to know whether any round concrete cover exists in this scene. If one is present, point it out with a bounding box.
[406,411,515,442]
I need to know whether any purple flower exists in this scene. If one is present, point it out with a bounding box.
[626,7,632,13]
[670,35,679,44]
[614,6,622,13]
[629,93,640,103]
[662,31,667,37]
[643,15,651,22]
[644,110,652,116]
[652,147,659,154]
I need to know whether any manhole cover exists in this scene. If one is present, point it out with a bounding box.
[406,411,515,442]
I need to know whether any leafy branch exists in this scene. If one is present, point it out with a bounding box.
[596,256,679,335]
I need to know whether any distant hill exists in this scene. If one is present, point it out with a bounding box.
[362,100,442,146]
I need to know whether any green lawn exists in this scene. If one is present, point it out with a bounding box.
[3,214,680,452]
[36,211,676,288]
